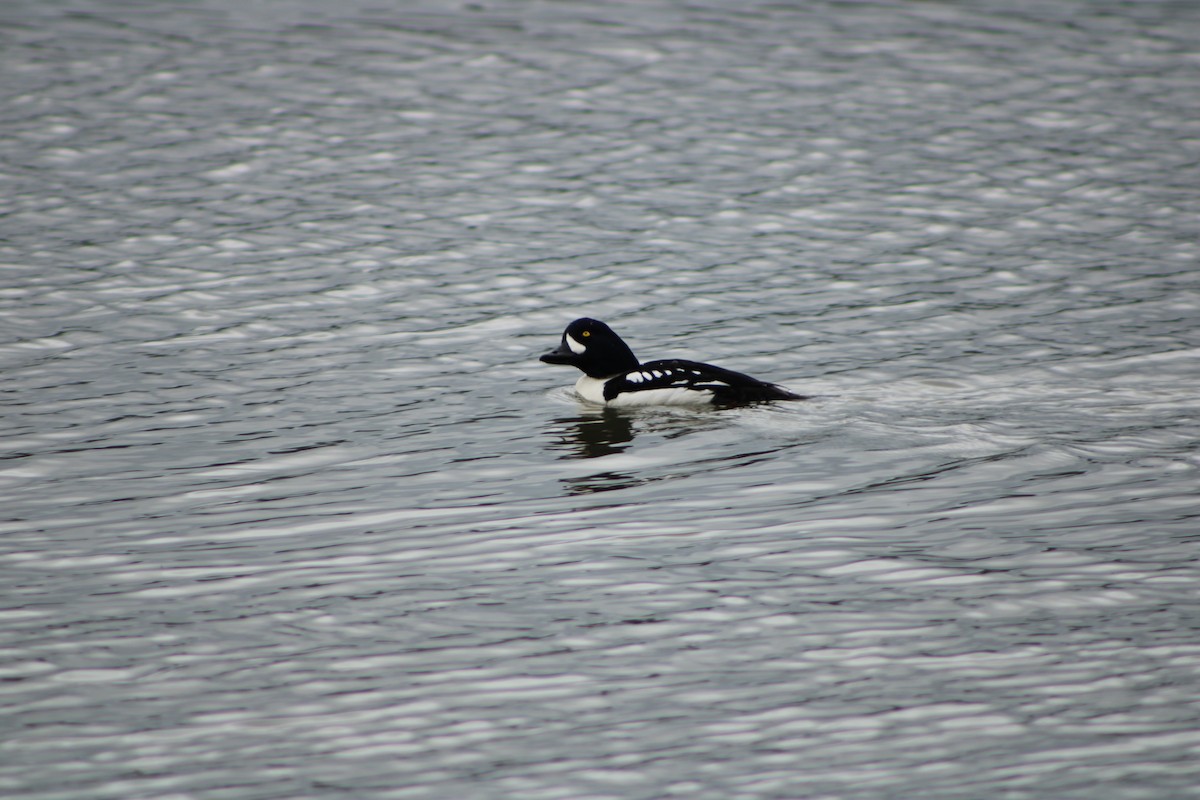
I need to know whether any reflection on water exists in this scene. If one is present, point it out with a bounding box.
[549,408,640,493]
[3,0,1200,798]
[549,406,738,493]
[549,409,635,460]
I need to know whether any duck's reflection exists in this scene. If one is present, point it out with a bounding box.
[549,408,636,459]
[545,406,733,494]
[547,408,640,494]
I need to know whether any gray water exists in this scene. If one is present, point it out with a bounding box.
[3,1,1200,798]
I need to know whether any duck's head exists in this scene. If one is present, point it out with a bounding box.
[540,318,639,378]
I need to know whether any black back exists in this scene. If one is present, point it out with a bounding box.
[603,359,806,403]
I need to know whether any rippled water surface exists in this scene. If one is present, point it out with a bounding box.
[4,1,1200,797]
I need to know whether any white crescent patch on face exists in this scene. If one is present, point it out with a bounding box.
[566,334,587,354]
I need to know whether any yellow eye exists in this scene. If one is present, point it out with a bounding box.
[582,330,591,337]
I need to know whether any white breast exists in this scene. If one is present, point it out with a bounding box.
[574,375,610,404]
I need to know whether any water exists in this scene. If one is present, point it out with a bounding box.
[3,1,1200,797]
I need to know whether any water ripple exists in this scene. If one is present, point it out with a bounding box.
[3,1,1200,798]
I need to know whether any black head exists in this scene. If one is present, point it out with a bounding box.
[539,318,640,378]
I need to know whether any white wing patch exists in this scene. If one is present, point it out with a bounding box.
[602,365,730,406]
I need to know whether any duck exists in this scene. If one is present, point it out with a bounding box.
[540,318,805,406]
